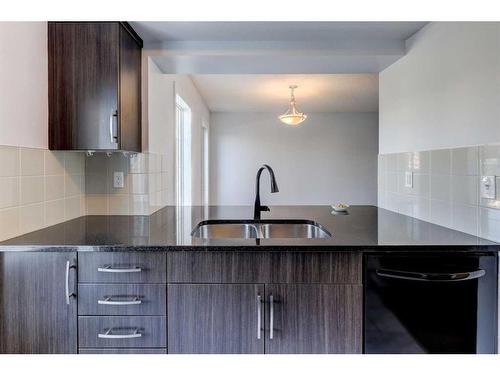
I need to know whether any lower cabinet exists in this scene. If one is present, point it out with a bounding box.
[0,252,78,354]
[168,284,265,354]
[264,284,362,354]
[167,283,362,354]
[167,249,363,354]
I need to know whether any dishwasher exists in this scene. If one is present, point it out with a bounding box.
[364,252,498,354]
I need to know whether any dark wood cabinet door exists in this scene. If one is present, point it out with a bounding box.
[119,25,142,152]
[265,284,362,354]
[168,284,265,354]
[0,252,77,353]
[49,22,119,151]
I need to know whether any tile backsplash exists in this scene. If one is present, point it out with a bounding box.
[0,146,85,241]
[0,146,169,242]
[378,144,500,243]
[85,152,168,216]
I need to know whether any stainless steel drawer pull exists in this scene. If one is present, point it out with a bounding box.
[98,297,142,306]
[269,294,274,340]
[97,265,142,273]
[98,328,142,339]
[256,293,262,340]
[109,110,118,144]
[65,261,76,305]
[376,268,486,282]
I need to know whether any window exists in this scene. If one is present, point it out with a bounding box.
[202,120,209,206]
[175,94,192,207]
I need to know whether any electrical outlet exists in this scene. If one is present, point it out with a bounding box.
[481,176,496,199]
[405,171,413,188]
[113,171,124,188]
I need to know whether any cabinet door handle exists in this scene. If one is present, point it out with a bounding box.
[65,260,76,305]
[98,297,142,305]
[269,294,274,340]
[257,293,262,340]
[98,328,142,339]
[109,110,118,144]
[97,265,142,273]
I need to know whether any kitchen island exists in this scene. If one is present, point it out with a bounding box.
[0,206,497,355]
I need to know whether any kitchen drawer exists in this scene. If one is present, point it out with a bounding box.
[78,284,166,316]
[167,252,271,283]
[78,316,166,348]
[167,251,361,284]
[270,252,362,284]
[79,348,167,354]
[79,252,166,283]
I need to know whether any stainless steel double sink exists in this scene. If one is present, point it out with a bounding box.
[191,219,332,239]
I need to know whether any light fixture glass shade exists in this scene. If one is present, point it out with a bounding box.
[278,85,307,126]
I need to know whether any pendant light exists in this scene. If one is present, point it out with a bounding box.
[278,85,307,126]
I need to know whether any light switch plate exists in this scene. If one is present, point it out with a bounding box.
[480,176,496,199]
[405,171,413,188]
[113,171,124,188]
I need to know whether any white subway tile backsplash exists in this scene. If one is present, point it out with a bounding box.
[451,204,478,236]
[399,173,430,197]
[109,195,130,215]
[86,194,108,215]
[44,175,65,201]
[0,177,19,209]
[20,148,44,176]
[479,207,500,242]
[44,151,65,175]
[0,147,167,240]
[130,174,148,194]
[64,196,82,220]
[44,199,65,226]
[386,172,399,193]
[130,154,148,174]
[451,175,478,206]
[386,154,398,173]
[430,149,451,175]
[64,152,85,174]
[398,151,430,173]
[65,174,83,197]
[86,173,107,194]
[479,144,500,176]
[19,203,44,233]
[0,207,19,239]
[451,147,479,176]
[129,194,149,215]
[429,199,453,228]
[379,144,500,242]
[0,146,19,177]
[20,176,44,205]
[0,146,86,241]
[430,174,451,202]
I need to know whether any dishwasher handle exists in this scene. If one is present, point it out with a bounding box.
[376,268,486,282]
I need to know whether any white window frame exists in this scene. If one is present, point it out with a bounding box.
[175,94,192,207]
[201,119,210,207]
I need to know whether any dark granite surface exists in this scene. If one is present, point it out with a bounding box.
[0,205,498,252]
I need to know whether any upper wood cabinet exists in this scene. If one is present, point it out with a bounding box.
[48,22,142,152]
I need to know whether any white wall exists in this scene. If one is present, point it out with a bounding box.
[210,112,378,205]
[146,62,210,205]
[379,22,500,154]
[0,22,48,149]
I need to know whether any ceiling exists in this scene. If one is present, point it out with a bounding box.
[190,74,378,113]
[131,22,427,44]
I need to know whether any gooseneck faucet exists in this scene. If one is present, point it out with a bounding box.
[254,164,279,220]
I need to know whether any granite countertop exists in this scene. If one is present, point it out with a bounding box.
[0,205,498,252]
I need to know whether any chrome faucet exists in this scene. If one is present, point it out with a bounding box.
[254,164,279,220]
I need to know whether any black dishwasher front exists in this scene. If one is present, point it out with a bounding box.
[364,252,497,354]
